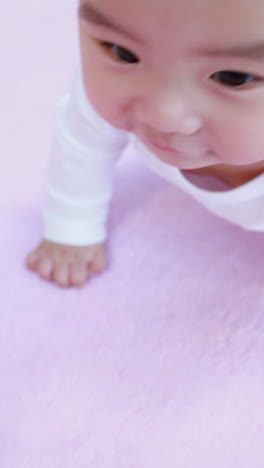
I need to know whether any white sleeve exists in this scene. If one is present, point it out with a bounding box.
[43,67,129,246]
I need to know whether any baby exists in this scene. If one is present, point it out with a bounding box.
[26,0,264,287]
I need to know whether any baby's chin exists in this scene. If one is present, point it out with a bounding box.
[153,150,218,171]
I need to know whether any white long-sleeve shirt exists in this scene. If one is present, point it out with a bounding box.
[44,67,264,246]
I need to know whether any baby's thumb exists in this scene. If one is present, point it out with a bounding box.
[90,249,108,274]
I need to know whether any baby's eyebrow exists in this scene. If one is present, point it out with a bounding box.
[199,42,264,61]
[78,1,144,44]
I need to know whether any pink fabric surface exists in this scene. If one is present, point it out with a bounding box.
[2,1,264,466]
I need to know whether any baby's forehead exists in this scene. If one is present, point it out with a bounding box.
[159,0,264,47]
[82,0,264,49]
[139,0,261,23]
[161,0,263,27]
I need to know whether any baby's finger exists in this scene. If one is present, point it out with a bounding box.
[70,261,91,287]
[38,257,54,281]
[90,250,108,274]
[52,262,71,288]
[25,251,39,269]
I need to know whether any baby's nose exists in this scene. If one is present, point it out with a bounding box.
[136,92,202,136]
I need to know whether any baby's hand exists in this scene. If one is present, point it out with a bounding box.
[25,240,108,288]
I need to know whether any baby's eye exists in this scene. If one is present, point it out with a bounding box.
[101,42,139,64]
[210,71,258,88]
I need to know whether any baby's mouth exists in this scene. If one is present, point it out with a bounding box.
[146,139,208,159]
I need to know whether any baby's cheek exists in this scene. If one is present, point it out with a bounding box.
[93,95,129,130]
[212,115,262,164]
[83,79,122,126]
[95,95,123,127]
[231,129,264,164]
[232,108,264,162]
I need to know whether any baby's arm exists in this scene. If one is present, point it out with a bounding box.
[26,67,129,287]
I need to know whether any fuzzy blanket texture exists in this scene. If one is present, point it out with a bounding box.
[1,1,264,466]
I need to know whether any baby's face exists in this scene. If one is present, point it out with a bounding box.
[79,0,264,169]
